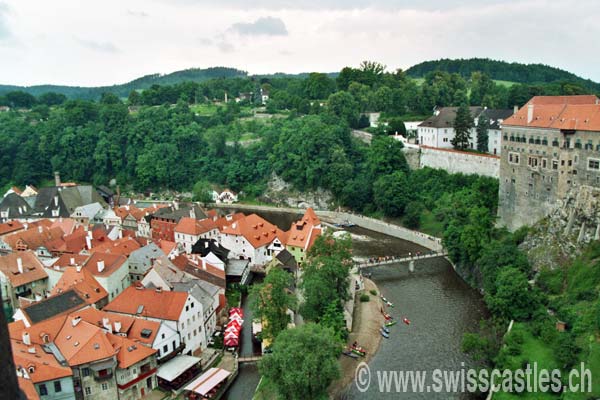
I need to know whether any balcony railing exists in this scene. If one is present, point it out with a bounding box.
[94,371,114,381]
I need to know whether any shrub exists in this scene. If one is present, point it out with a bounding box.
[369,289,377,296]
[360,294,370,302]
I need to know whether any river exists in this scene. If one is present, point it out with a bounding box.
[221,209,487,399]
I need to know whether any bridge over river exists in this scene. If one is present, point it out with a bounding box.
[355,251,449,270]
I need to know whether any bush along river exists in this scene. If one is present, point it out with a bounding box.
[221,209,487,399]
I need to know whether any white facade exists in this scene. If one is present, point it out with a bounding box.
[174,228,219,254]
[153,322,181,360]
[92,260,131,301]
[220,233,271,266]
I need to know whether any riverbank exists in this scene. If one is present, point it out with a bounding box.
[329,277,383,399]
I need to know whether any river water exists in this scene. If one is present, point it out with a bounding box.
[221,209,487,399]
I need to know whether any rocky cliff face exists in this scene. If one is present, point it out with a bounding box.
[259,173,334,210]
[520,185,600,270]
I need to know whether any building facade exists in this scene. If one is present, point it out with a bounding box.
[498,95,600,230]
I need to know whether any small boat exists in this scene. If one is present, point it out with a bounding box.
[386,301,394,308]
[350,344,367,355]
[351,348,366,357]
[342,350,359,359]
[403,317,411,325]
[380,328,389,338]
[385,320,397,327]
[382,312,393,320]
[381,326,390,334]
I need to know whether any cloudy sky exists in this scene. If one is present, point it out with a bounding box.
[1,0,600,86]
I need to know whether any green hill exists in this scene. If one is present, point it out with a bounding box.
[406,58,600,92]
[0,67,248,100]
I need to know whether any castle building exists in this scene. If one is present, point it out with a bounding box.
[498,95,600,230]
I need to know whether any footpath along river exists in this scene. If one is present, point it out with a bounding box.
[221,209,487,399]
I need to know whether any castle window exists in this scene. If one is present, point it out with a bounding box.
[528,157,539,168]
[542,138,548,146]
[588,158,600,170]
[535,137,541,145]
[552,139,559,147]
[552,160,558,170]
[504,134,508,141]
[508,152,520,165]
[509,135,515,142]
[585,140,593,150]
[575,139,582,149]
[542,158,547,169]
[529,137,534,144]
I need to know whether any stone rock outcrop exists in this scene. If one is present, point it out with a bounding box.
[521,185,600,270]
[259,173,334,210]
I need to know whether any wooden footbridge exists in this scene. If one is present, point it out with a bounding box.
[238,355,262,364]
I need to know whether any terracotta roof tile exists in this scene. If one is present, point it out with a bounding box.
[0,251,48,287]
[221,214,280,248]
[107,334,156,368]
[90,237,141,256]
[54,317,115,366]
[83,253,128,278]
[3,226,64,252]
[18,376,40,400]
[51,254,90,269]
[51,266,108,305]
[9,314,69,344]
[0,220,24,236]
[104,286,188,321]
[12,340,72,383]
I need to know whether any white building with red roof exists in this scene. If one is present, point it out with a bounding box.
[220,214,286,266]
[104,286,205,356]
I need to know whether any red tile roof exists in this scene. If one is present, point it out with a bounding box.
[51,254,90,269]
[221,214,281,248]
[54,317,115,366]
[3,226,64,251]
[286,208,322,250]
[9,315,69,345]
[83,253,128,278]
[51,266,108,305]
[90,237,141,256]
[0,250,48,287]
[12,340,72,383]
[107,334,156,368]
[104,286,188,321]
[504,95,600,131]
[175,217,218,235]
[18,376,40,400]
[0,220,24,236]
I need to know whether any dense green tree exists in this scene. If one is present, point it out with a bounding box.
[192,181,214,203]
[367,136,408,177]
[300,233,352,322]
[259,323,341,400]
[326,91,359,127]
[451,103,473,150]
[251,268,296,342]
[476,113,490,153]
[373,171,410,217]
[485,267,538,321]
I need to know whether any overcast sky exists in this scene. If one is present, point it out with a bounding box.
[1,0,600,86]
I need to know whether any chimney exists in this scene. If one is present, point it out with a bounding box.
[70,257,75,265]
[17,258,23,274]
[54,171,61,187]
[190,208,196,219]
[22,332,31,345]
[71,316,81,327]
[23,223,28,230]
[513,105,518,115]
[76,265,82,272]
[97,260,105,273]
[102,317,112,333]
[114,321,122,332]
[27,347,36,354]
[118,229,123,239]
[86,236,92,250]
[38,226,43,234]
[54,195,59,207]
[527,104,534,124]
[87,231,92,239]
[202,259,206,270]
